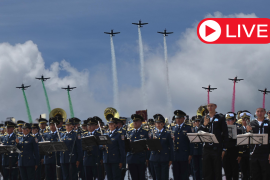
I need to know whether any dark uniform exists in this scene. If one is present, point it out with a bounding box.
[60,118,83,180]
[198,112,228,180]
[102,118,125,180]
[191,116,203,180]
[2,121,19,180]
[249,117,270,179]
[43,117,61,180]
[238,111,251,180]
[222,113,243,180]
[17,123,40,180]
[82,118,101,180]
[126,114,149,180]
[149,114,173,180]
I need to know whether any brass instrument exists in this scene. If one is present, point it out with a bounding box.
[197,105,209,116]
[49,108,67,122]
[104,107,119,122]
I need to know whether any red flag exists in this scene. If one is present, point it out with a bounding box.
[136,110,148,121]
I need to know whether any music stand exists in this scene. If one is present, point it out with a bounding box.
[39,141,68,154]
[146,139,162,151]
[187,131,219,144]
[130,139,147,153]
[227,125,237,139]
[125,139,131,152]
[96,135,112,145]
[81,136,98,151]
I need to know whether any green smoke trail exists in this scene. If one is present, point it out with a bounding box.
[22,89,33,123]
[67,91,74,118]
[41,80,51,114]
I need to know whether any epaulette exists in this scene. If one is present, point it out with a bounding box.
[118,131,122,133]
[142,128,149,131]
[31,134,35,137]
[96,131,101,134]
[17,134,23,137]
[84,132,88,134]
[185,122,192,126]
[170,123,175,126]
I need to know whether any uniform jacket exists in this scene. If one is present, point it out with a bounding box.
[17,133,40,166]
[1,133,18,167]
[43,131,60,164]
[102,130,125,164]
[171,123,193,161]
[83,130,101,166]
[60,130,83,164]
[149,129,173,162]
[126,127,149,164]
[198,113,228,150]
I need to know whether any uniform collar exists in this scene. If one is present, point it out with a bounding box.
[134,126,142,132]
[110,129,116,134]
[8,133,13,137]
[157,128,164,133]
[24,133,30,137]
[51,131,57,134]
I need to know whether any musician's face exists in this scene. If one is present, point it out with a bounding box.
[175,117,185,125]
[6,127,14,134]
[133,121,142,129]
[87,124,96,132]
[40,123,46,130]
[57,122,63,128]
[109,123,116,131]
[82,125,87,131]
[207,104,217,112]
[22,128,30,135]
[116,122,123,128]
[49,124,56,132]
[256,108,266,119]
[226,119,234,125]
[31,128,39,134]
[155,122,164,130]
[65,124,74,132]
[18,126,22,132]
[195,121,200,127]
[242,119,247,127]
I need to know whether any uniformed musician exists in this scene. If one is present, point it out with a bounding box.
[198,103,228,180]
[16,123,40,180]
[126,114,149,180]
[43,117,61,180]
[102,118,125,180]
[171,110,193,180]
[38,116,48,134]
[16,120,25,135]
[149,114,173,180]
[60,118,83,180]
[2,121,18,180]
[191,115,203,180]
[247,108,270,179]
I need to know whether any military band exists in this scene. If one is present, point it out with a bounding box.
[0,105,270,180]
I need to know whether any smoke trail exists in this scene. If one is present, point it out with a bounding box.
[263,93,266,109]
[207,91,210,104]
[22,89,32,123]
[67,91,74,118]
[110,35,120,112]
[163,36,172,113]
[41,80,51,115]
[138,27,147,109]
[231,82,236,113]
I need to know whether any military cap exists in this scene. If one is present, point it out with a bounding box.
[108,118,118,124]
[38,118,48,124]
[72,117,81,125]
[82,120,88,126]
[195,115,202,121]
[120,117,127,122]
[174,110,186,119]
[240,111,251,119]
[17,120,25,126]
[131,114,143,122]
[54,114,64,122]
[87,118,98,125]
[147,118,154,123]
[49,117,60,125]
[153,114,165,123]
[0,124,4,128]
[225,112,236,120]
[22,123,31,129]
[5,121,16,127]
[92,116,102,123]
[31,123,39,129]
[65,118,75,125]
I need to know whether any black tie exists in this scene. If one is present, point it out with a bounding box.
[135,130,138,134]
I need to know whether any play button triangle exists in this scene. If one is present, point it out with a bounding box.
[205,25,216,37]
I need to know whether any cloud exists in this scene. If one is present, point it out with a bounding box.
[1,11,269,124]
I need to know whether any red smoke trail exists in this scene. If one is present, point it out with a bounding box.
[208,90,210,104]
[231,81,236,113]
[263,93,266,109]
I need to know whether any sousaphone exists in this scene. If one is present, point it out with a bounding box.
[49,108,67,122]
[104,107,120,122]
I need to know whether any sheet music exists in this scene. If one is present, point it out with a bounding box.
[237,133,268,145]
[187,131,219,143]
[227,125,237,139]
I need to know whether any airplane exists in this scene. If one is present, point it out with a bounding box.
[62,85,76,91]
[202,85,217,92]
[132,20,148,27]
[104,30,120,36]
[157,29,173,36]
[36,75,50,81]
[16,84,31,90]
[229,76,244,83]
[258,88,270,94]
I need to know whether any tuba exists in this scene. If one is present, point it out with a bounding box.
[49,108,67,122]
[104,107,119,122]
[197,105,209,117]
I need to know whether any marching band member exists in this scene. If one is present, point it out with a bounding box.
[171,110,193,180]
[126,114,149,180]
[102,118,125,180]
[149,114,173,180]
[247,108,270,179]
[16,123,40,180]
[198,103,228,180]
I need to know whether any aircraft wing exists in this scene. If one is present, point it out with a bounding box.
[141,23,148,25]
[157,32,164,34]
[132,23,139,25]
[210,88,217,90]
[35,78,41,80]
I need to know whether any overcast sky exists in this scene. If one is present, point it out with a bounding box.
[0,0,270,123]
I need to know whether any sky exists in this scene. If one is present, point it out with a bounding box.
[0,0,270,123]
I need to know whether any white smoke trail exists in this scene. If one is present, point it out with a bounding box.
[164,36,172,114]
[138,27,147,109]
[110,35,120,112]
